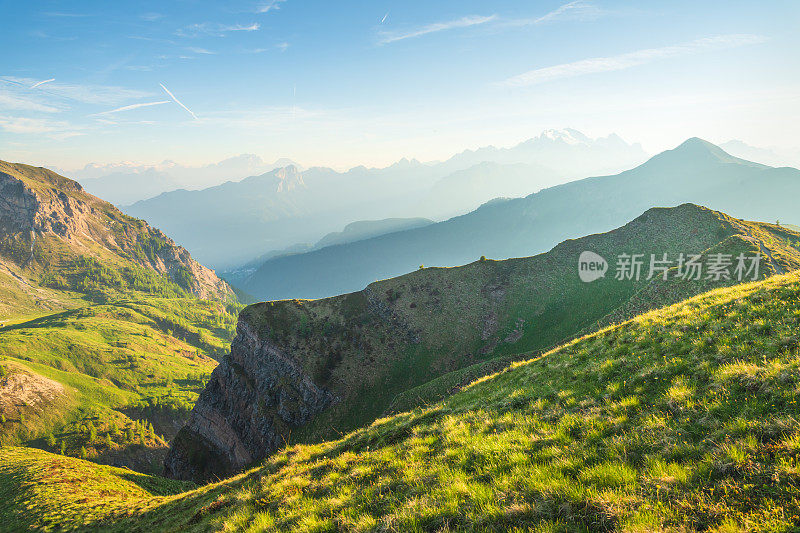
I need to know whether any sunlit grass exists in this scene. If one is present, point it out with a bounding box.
[3,271,800,531]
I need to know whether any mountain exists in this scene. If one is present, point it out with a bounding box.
[70,154,301,206]
[438,128,647,177]
[240,138,800,302]
[0,161,239,473]
[424,161,560,215]
[165,204,800,481]
[314,217,433,249]
[720,139,800,168]
[6,268,800,531]
[223,217,436,286]
[124,129,646,268]
[0,160,232,306]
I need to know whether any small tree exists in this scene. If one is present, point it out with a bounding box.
[419,265,425,270]
[46,433,57,448]
[79,446,87,459]
[0,414,6,425]
[59,439,66,455]
[480,256,487,262]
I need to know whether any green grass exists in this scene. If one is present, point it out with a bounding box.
[0,294,240,470]
[3,270,800,531]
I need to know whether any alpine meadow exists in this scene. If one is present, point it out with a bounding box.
[1,1,800,532]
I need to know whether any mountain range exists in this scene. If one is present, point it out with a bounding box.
[2,143,800,530]
[239,138,800,302]
[122,130,647,268]
[68,154,301,206]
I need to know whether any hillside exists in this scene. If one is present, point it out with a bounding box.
[0,161,239,473]
[3,269,800,531]
[125,130,645,268]
[240,138,800,302]
[224,217,435,286]
[166,204,800,481]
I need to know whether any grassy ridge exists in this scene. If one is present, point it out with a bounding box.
[3,270,800,531]
[245,206,800,449]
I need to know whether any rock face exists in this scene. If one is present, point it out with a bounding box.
[0,160,233,301]
[164,318,336,482]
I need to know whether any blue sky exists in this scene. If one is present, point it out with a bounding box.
[1,0,798,170]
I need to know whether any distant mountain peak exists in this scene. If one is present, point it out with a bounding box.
[537,128,586,145]
[657,137,765,168]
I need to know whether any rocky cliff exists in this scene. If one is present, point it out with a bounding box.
[0,160,233,301]
[164,317,335,481]
[165,204,800,482]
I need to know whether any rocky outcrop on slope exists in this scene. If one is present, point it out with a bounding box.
[164,318,336,482]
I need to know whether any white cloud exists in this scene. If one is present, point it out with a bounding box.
[0,116,73,134]
[498,34,767,88]
[257,0,286,13]
[2,76,152,105]
[94,101,170,116]
[178,22,260,37]
[276,42,290,52]
[0,91,60,113]
[505,1,600,27]
[379,15,497,44]
[187,47,216,55]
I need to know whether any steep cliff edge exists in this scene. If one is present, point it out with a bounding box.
[163,318,335,481]
[0,160,233,303]
[165,204,800,482]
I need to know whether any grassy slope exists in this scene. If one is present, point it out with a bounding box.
[0,288,241,472]
[0,161,241,470]
[3,270,800,531]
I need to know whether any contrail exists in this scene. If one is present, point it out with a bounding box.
[95,100,170,115]
[30,78,55,89]
[159,83,198,120]
[381,12,389,24]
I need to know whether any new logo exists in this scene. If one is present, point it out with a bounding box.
[578,251,608,283]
